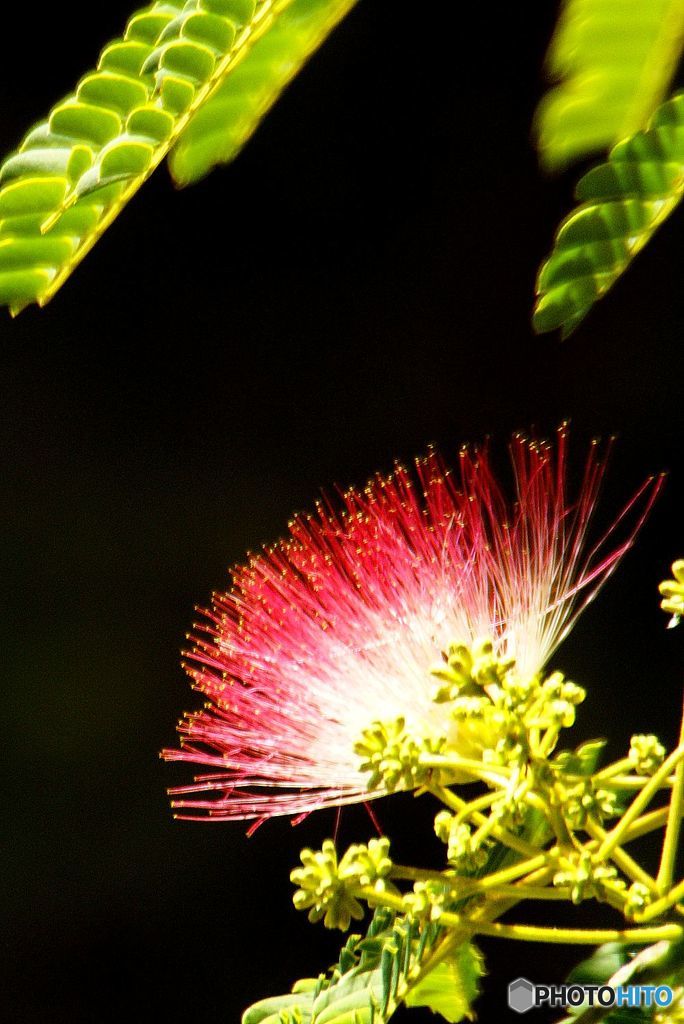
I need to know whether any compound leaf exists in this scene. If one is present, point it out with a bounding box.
[0,0,357,313]
[168,0,358,185]
[534,90,684,336]
[242,986,316,1024]
[405,943,484,1023]
[535,0,684,171]
[241,910,483,1024]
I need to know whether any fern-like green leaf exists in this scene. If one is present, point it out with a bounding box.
[0,0,356,313]
[241,910,482,1024]
[242,984,316,1024]
[168,0,358,185]
[404,943,484,1023]
[535,0,684,171]
[534,90,684,336]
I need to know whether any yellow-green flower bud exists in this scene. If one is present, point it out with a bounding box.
[500,673,539,712]
[659,559,684,624]
[629,734,666,776]
[354,718,445,792]
[434,810,453,844]
[469,638,516,688]
[402,880,448,921]
[624,881,653,919]
[482,727,526,768]
[541,673,584,707]
[553,851,621,905]
[430,638,514,703]
[290,840,364,931]
[434,810,489,870]
[593,787,620,821]
[449,696,491,720]
[490,786,528,828]
[546,699,577,729]
[555,779,619,829]
[338,837,394,888]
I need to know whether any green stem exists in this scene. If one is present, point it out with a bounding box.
[537,724,561,758]
[419,753,511,785]
[475,853,550,891]
[483,884,571,901]
[585,816,660,893]
[656,695,684,893]
[427,784,542,859]
[597,743,684,862]
[390,865,458,884]
[623,806,670,841]
[471,809,503,848]
[371,853,550,908]
[355,863,557,937]
[594,757,635,780]
[459,920,683,945]
[356,886,406,913]
[599,775,676,791]
[548,801,576,850]
[634,874,684,923]
[452,790,500,824]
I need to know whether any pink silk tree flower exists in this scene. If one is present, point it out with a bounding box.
[163,429,661,824]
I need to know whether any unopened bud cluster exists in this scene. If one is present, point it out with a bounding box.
[624,881,653,918]
[434,810,490,871]
[355,639,588,800]
[288,637,683,943]
[554,851,621,905]
[553,776,619,829]
[629,734,666,776]
[290,837,396,931]
[354,718,445,793]
[431,639,514,702]
[432,638,586,771]
[402,880,449,921]
[659,559,684,624]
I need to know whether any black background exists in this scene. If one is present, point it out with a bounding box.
[2,2,684,1022]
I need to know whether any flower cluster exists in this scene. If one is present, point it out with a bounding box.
[288,643,682,952]
[163,430,684,1024]
[163,431,660,823]
[290,837,396,930]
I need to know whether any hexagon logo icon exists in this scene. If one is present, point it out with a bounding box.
[508,977,535,1014]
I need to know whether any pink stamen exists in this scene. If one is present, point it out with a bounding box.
[162,430,662,825]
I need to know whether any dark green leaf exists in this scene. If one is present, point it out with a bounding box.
[534,90,684,336]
